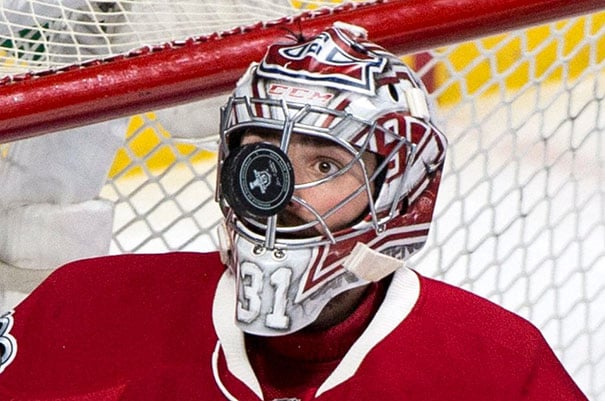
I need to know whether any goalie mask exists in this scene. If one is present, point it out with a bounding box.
[217,23,447,336]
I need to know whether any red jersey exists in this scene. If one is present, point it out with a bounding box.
[0,252,587,400]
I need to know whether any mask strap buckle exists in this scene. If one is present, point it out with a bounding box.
[343,242,405,282]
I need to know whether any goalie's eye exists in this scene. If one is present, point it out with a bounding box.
[316,160,340,176]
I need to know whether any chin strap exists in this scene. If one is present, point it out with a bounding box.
[405,87,431,120]
[217,222,230,264]
[343,242,405,282]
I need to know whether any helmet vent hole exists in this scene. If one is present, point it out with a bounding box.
[388,84,399,102]
[399,198,409,215]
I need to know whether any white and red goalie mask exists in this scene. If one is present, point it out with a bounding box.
[216,22,447,336]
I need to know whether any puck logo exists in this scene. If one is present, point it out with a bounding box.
[221,143,294,218]
[249,168,272,194]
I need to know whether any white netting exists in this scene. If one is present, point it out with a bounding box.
[0,0,369,72]
[410,18,605,399]
[1,1,604,399]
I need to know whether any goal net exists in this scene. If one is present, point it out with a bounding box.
[1,1,604,398]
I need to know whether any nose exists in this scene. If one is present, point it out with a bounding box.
[282,143,320,215]
[284,164,313,215]
[286,185,306,212]
[288,160,313,207]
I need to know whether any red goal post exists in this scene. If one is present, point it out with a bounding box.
[0,0,603,143]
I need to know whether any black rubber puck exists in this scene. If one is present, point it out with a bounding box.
[221,142,295,218]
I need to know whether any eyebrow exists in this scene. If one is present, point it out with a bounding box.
[244,128,340,149]
[300,135,340,148]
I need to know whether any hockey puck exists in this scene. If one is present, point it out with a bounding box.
[221,142,294,218]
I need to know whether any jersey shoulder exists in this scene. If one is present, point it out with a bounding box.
[0,251,227,393]
[414,274,546,355]
[11,251,226,330]
[46,251,223,291]
[27,251,220,302]
[354,273,574,400]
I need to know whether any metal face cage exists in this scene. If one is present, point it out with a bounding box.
[217,95,416,251]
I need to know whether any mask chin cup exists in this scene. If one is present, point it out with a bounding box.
[221,142,295,219]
